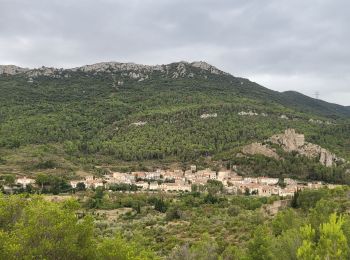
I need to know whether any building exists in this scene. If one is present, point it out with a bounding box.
[132,172,146,179]
[279,188,295,197]
[149,182,159,190]
[243,177,258,184]
[197,169,216,180]
[16,177,35,188]
[284,178,297,186]
[108,172,134,184]
[160,182,191,192]
[136,182,149,190]
[258,177,279,185]
[190,165,197,172]
[70,180,81,189]
[217,171,230,181]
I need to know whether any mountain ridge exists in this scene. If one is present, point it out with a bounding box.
[0,61,227,76]
[1,61,349,117]
[0,59,349,181]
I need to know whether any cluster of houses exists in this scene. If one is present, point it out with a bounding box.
[5,165,340,197]
[66,165,337,197]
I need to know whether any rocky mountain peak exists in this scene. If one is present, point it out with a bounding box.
[0,65,29,75]
[190,61,225,75]
[0,61,228,78]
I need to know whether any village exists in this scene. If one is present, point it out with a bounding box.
[10,165,338,197]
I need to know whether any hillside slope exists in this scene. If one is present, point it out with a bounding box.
[0,61,349,179]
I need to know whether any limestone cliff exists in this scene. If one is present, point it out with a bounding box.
[269,129,305,152]
[0,61,227,81]
[242,129,344,167]
[0,65,29,75]
[242,142,279,160]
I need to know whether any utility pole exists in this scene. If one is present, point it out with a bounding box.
[314,91,320,100]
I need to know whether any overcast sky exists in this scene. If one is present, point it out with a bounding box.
[1,0,349,105]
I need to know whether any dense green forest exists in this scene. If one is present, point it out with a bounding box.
[1,187,350,259]
[0,62,349,181]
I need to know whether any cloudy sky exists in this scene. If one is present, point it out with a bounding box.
[1,0,349,105]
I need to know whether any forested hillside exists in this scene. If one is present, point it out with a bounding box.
[0,62,349,181]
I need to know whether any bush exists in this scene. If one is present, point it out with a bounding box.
[227,205,241,217]
[166,207,182,221]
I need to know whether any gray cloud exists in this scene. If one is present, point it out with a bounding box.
[0,0,349,105]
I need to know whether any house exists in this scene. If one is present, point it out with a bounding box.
[109,172,134,184]
[132,172,146,179]
[191,178,208,185]
[16,177,35,188]
[217,171,228,181]
[197,169,216,180]
[258,177,279,185]
[237,183,260,194]
[227,175,243,182]
[307,182,323,190]
[70,180,81,189]
[225,186,238,194]
[92,182,104,189]
[279,188,295,197]
[190,165,197,172]
[162,171,175,181]
[284,178,297,186]
[160,182,191,192]
[258,185,274,197]
[145,171,161,180]
[149,182,159,190]
[173,169,184,179]
[243,177,258,184]
[136,182,149,190]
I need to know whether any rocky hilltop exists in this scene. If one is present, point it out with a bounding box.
[1,60,349,119]
[0,65,29,75]
[0,61,227,81]
[242,129,345,167]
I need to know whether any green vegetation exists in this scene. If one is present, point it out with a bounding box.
[0,63,350,258]
[1,187,350,259]
[0,65,349,181]
[0,194,158,260]
[86,186,350,259]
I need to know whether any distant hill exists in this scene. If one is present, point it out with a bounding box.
[279,91,350,118]
[0,61,349,177]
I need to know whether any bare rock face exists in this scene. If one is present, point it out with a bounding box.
[320,149,334,167]
[269,129,305,152]
[190,61,226,75]
[0,61,227,81]
[242,142,279,160]
[74,62,165,74]
[268,129,342,167]
[200,113,217,119]
[242,129,344,167]
[0,65,29,75]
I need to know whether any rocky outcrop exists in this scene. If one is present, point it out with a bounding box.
[242,129,344,167]
[190,61,225,75]
[238,111,258,116]
[242,142,279,160]
[268,129,343,167]
[200,113,217,119]
[0,61,227,80]
[269,129,305,152]
[320,149,335,167]
[130,121,147,126]
[0,65,29,75]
